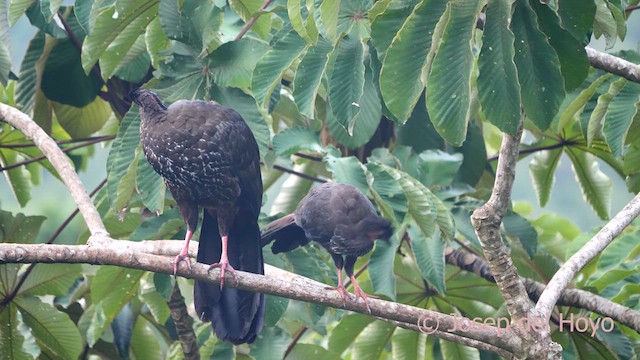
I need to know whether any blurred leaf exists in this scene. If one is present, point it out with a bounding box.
[352,320,394,359]
[408,223,445,293]
[229,0,272,39]
[293,37,333,117]
[557,0,595,42]
[511,0,565,130]
[587,77,624,146]
[0,149,32,207]
[81,0,158,78]
[272,127,323,156]
[288,0,317,43]
[0,303,32,360]
[88,266,144,345]
[426,0,483,146]
[0,210,46,244]
[136,157,165,214]
[565,149,611,219]
[328,313,375,355]
[252,28,308,107]
[395,94,444,153]
[16,297,83,360]
[440,337,480,359]
[327,33,364,134]
[503,212,538,259]
[379,0,447,122]
[454,120,487,187]
[9,0,34,26]
[285,343,339,360]
[529,147,562,207]
[51,97,112,138]
[325,154,369,193]
[315,0,340,41]
[15,31,44,113]
[593,0,618,49]
[207,39,269,90]
[478,0,520,134]
[327,59,382,148]
[250,326,291,360]
[106,110,141,212]
[19,264,82,297]
[392,327,427,360]
[130,315,167,359]
[531,0,589,92]
[368,234,398,300]
[603,80,640,157]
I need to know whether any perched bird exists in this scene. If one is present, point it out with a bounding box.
[130,89,264,344]
[261,182,392,312]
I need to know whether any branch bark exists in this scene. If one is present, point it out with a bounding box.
[0,240,527,357]
[586,47,640,83]
[535,193,640,323]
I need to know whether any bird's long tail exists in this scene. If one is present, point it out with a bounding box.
[260,214,309,253]
[194,209,265,344]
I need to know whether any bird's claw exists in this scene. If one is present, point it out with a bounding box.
[209,262,238,288]
[353,287,372,314]
[173,254,192,275]
[327,286,349,306]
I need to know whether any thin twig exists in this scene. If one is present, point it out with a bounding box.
[0,135,114,149]
[235,0,274,40]
[272,164,327,183]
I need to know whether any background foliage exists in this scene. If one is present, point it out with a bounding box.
[1,0,640,358]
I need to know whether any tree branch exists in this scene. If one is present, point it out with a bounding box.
[169,284,199,360]
[0,103,108,239]
[235,0,274,40]
[535,193,640,323]
[586,47,640,83]
[0,240,526,357]
[445,246,640,333]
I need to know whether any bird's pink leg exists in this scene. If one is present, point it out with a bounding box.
[209,235,237,288]
[332,268,348,306]
[350,276,372,314]
[174,229,193,274]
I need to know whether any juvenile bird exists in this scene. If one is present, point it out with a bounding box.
[261,182,392,312]
[130,89,264,344]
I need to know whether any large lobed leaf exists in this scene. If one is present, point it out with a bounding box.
[426,0,485,146]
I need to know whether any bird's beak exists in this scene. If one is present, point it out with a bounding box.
[129,89,141,105]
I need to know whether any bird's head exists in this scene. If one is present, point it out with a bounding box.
[129,88,167,110]
[364,216,393,242]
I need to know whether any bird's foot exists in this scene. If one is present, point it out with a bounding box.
[327,285,349,306]
[351,279,372,314]
[209,261,238,288]
[173,253,192,275]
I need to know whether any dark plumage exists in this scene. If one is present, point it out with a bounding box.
[261,182,392,312]
[130,89,264,344]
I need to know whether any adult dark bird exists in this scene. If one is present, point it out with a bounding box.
[261,182,392,312]
[130,89,264,344]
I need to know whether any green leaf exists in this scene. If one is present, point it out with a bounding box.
[136,155,165,214]
[0,210,46,245]
[252,28,309,107]
[408,223,445,292]
[511,0,565,130]
[352,321,395,359]
[557,0,596,42]
[370,0,420,60]
[15,297,83,360]
[0,303,33,360]
[285,344,340,360]
[250,327,291,360]
[130,316,167,359]
[564,148,611,219]
[529,147,562,207]
[368,233,397,300]
[587,77,625,146]
[81,0,159,78]
[264,294,288,327]
[327,34,364,134]
[316,0,340,41]
[0,149,32,207]
[288,0,318,43]
[392,327,427,360]
[381,0,448,122]
[416,150,463,188]
[43,40,104,108]
[145,17,170,69]
[325,154,369,194]
[327,313,375,355]
[272,127,323,156]
[106,111,141,212]
[426,0,484,146]
[593,0,618,50]
[603,80,640,157]
[0,2,10,87]
[531,0,589,92]
[229,0,272,39]
[8,0,34,26]
[15,31,44,113]
[327,59,382,148]
[555,71,612,133]
[453,120,487,187]
[395,94,444,153]
[206,39,269,90]
[293,37,334,118]
[52,98,112,139]
[440,337,480,359]
[159,0,222,52]
[478,0,520,134]
[88,267,144,346]
[19,264,82,297]
[503,212,538,258]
